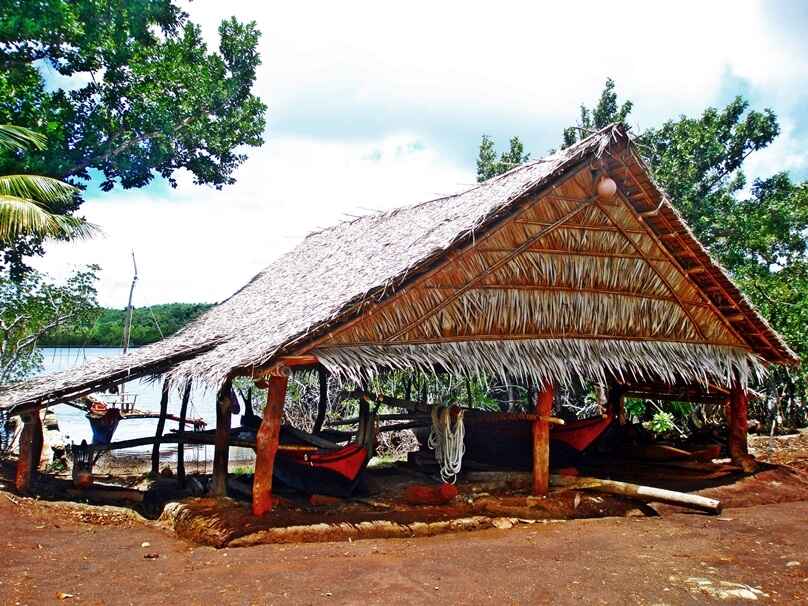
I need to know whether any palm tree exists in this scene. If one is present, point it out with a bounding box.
[0,125,101,245]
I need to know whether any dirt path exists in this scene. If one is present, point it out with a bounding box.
[1,493,806,605]
[1,430,807,605]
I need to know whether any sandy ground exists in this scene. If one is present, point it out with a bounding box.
[0,430,807,605]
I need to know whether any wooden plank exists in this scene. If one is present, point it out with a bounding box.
[253,374,288,516]
[532,382,555,496]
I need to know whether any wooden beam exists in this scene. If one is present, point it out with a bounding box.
[253,374,288,516]
[532,381,555,496]
[210,379,232,497]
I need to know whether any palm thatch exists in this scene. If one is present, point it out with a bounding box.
[0,123,796,413]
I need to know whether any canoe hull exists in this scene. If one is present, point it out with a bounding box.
[273,443,369,497]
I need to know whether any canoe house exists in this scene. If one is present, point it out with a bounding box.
[0,123,797,514]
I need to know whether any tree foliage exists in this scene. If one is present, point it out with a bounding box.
[476,134,530,182]
[561,77,633,149]
[0,124,101,252]
[0,0,267,273]
[0,265,101,383]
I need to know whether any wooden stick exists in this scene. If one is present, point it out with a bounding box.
[550,474,723,515]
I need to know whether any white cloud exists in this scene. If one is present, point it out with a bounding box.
[32,0,808,304]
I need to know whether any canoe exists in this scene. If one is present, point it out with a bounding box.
[272,442,369,497]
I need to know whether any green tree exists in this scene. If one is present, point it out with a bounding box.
[562,77,633,148]
[0,0,266,273]
[476,135,531,182]
[639,97,780,248]
[0,124,101,249]
[0,264,101,383]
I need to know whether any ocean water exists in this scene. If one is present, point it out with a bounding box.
[40,347,255,468]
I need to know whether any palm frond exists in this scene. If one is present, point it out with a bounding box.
[0,125,47,152]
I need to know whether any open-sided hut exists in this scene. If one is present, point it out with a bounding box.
[1,123,797,513]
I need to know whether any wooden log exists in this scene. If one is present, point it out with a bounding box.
[65,487,144,503]
[550,474,723,515]
[253,374,288,516]
[211,380,232,497]
[533,382,555,496]
[151,379,170,475]
[728,385,756,472]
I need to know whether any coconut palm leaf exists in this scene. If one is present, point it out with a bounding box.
[0,126,103,244]
[0,125,46,152]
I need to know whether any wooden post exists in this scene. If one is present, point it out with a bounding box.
[15,413,36,494]
[30,410,44,470]
[176,379,192,487]
[151,379,170,475]
[313,364,328,433]
[211,379,233,497]
[532,381,555,496]
[728,385,757,472]
[253,374,288,516]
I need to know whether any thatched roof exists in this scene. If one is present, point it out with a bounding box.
[1,123,797,413]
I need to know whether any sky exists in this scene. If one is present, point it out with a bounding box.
[31,0,808,309]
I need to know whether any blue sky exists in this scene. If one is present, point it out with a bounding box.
[33,0,808,307]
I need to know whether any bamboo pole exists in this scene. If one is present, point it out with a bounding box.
[210,379,232,497]
[532,382,555,496]
[253,374,288,516]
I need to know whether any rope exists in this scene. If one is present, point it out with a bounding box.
[428,405,465,483]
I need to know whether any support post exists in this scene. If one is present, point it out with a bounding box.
[15,413,36,494]
[532,381,555,496]
[176,379,192,487]
[211,379,233,497]
[151,379,171,475]
[30,410,43,470]
[728,385,757,472]
[313,364,328,433]
[253,374,288,516]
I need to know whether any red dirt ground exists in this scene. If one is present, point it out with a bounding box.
[1,431,807,605]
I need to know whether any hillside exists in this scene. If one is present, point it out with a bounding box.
[43,302,215,348]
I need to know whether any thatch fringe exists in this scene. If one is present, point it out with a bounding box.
[314,339,766,390]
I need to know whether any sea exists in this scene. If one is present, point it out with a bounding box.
[40,347,256,469]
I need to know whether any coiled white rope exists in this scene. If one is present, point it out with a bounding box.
[428,405,465,483]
